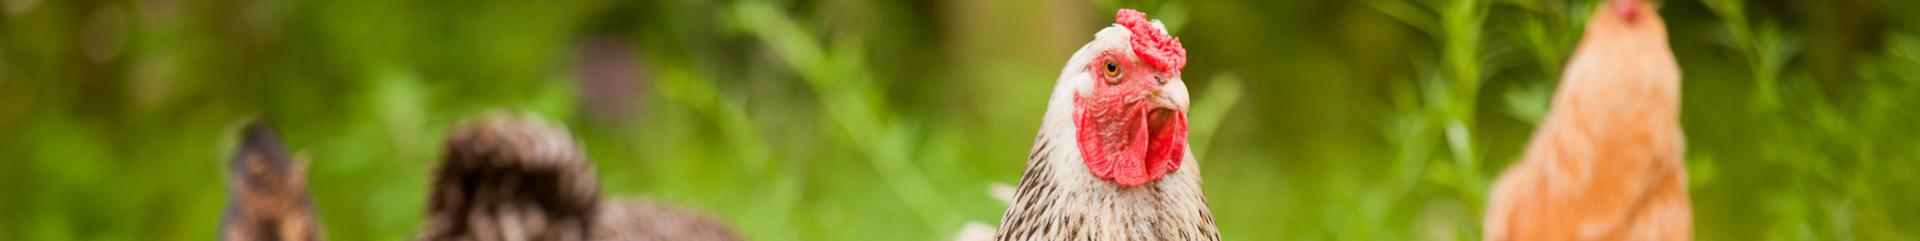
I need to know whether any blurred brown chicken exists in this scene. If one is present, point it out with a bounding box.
[1481,0,1692,240]
[416,112,741,241]
[221,122,324,241]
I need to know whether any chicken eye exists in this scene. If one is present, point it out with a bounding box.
[1102,61,1122,83]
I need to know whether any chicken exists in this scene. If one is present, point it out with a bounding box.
[593,199,742,241]
[221,121,325,241]
[995,9,1219,241]
[416,112,741,241]
[1481,0,1692,240]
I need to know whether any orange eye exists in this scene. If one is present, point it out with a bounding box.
[1102,61,1122,83]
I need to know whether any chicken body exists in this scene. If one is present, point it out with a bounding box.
[417,112,741,241]
[995,9,1218,241]
[220,122,324,241]
[1482,1,1692,240]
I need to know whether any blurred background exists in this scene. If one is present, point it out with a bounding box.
[2,0,1918,240]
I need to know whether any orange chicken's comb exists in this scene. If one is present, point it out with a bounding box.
[1615,0,1641,21]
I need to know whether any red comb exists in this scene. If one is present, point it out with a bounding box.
[1615,0,1640,21]
[1116,9,1186,74]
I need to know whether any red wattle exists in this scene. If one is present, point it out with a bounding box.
[1145,112,1187,181]
[1074,94,1184,187]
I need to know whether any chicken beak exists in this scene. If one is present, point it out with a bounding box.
[1150,75,1189,113]
[1146,74,1188,132]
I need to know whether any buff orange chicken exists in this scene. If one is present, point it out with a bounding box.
[1482,0,1692,240]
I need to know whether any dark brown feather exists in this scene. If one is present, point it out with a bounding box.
[417,112,742,241]
[221,121,324,241]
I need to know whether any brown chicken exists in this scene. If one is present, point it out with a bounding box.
[221,122,325,241]
[994,9,1219,241]
[1482,0,1692,240]
[416,112,741,241]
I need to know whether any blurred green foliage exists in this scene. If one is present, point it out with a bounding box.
[2,0,1917,240]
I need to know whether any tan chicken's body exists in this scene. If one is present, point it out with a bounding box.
[1483,1,1692,240]
[995,9,1219,241]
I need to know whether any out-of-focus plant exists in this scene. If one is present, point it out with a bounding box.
[731,1,960,235]
[1365,0,1500,239]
